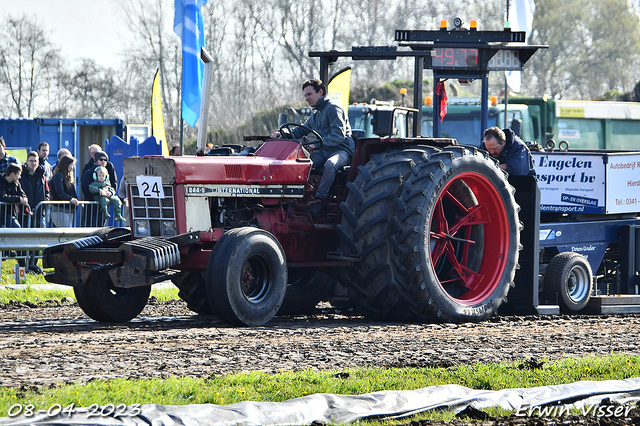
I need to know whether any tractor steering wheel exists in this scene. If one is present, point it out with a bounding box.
[278,123,323,148]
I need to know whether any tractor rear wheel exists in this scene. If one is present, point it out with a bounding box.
[277,268,336,315]
[393,146,520,322]
[172,271,215,315]
[74,269,151,322]
[543,252,592,313]
[206,227,287,326]
[337,146,434,320]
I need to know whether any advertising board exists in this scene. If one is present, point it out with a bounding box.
[533,151,640,215]
[532,152,605,214]
[604,153,640,214]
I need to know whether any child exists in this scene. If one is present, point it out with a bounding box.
[89,166,124,221]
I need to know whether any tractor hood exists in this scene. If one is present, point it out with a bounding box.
[123,140,312,186]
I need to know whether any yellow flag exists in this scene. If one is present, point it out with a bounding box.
[152,69,169,156]
[327,67,351,112]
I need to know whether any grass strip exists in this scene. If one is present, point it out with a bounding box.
[0,354,639,423]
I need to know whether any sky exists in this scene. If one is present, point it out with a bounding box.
[0,0,132,68]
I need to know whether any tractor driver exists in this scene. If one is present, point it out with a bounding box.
[270,79,355,218]
[480,126,535,176]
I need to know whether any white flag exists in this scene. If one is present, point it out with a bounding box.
[509,0,535,35]
[506,0,535,92]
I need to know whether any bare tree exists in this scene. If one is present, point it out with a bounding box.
[247,0,324,81]
[39,66,74,117]
[63,59,123,118]
[0,14,60,117]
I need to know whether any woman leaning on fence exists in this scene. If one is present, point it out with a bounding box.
[50,155,79,227]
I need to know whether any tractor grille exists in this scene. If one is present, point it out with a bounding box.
[224,164,242,179]
[130,184,177,238]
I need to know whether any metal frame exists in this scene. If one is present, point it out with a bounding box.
[310,27,546,138]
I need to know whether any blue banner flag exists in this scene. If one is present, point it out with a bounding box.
[174,0,208,127]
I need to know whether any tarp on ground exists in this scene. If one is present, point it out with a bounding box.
[1,377,639,425]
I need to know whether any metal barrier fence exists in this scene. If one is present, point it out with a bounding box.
[3,200,127,229]
[0,200,126,272]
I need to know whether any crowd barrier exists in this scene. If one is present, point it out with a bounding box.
[0,200,126,273]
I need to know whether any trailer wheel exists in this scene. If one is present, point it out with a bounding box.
[394,146,520,322]
[544,252,592,312]
[277,268,336,315]
[337,146,434,320]
[206,227,287,326]
[172,271,215,315]
[74,269,151,322]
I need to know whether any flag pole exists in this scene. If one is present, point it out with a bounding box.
[197,48,214,151]
[179,96,184,154]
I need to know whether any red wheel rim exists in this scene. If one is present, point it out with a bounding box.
[428,171,510,304]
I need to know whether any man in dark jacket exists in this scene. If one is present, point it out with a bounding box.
[21,151,50,227]
[81,151,117,201]
[480,126,535,176]
[37,142,53,181]
[0,163,29,228]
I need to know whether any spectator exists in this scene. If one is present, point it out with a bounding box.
[52,148,71,171]
[50,155,79,227]
[20,151,49,228]
[89,165,124,221]
[81,151,116,226]
[81,144,102,176]
[37,142,53,180]
[0,136,19,175]
[0,163,29,266]
[169,145,181,156]
[0,163,28,228]
[81,151,117,199]
[81,144,116,182]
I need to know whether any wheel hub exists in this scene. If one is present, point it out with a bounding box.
[240,256,271,304]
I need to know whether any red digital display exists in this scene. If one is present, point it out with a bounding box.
[433,48,479,69]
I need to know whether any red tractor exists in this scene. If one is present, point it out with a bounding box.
[43,24,541,326]
[43,123,520,326]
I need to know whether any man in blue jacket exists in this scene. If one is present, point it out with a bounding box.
[481,126,535,176]
[271,79,355,217]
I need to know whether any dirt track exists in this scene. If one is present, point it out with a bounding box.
[1,298,639,390]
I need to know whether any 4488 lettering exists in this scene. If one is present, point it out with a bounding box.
[8,403,141,418]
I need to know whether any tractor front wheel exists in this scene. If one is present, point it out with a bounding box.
[206,227,287,326]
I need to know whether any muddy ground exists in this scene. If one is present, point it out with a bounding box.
[1,299,639,425]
